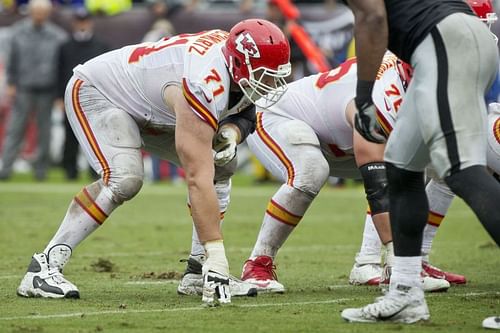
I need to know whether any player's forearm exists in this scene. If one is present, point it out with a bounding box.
[188,179,222,243]
[179,149,222,243]
[349,0,388,82]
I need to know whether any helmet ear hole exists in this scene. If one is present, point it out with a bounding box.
[234,57,241,68]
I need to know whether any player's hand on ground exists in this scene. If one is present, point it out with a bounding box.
[354,102,386,144]
[213,125,239,166]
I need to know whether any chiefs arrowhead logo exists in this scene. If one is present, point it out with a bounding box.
[235,32,260,58]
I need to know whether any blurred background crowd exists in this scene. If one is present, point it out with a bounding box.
[0,0,499,184]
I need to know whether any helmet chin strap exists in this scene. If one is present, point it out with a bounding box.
[227,94,252,115]
[227,55,235,82]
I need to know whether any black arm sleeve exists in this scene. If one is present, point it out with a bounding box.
[359,162,389,215]
[219,104,256,143]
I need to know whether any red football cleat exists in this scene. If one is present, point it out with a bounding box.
[241,255,285,293]
[422,261,467,285]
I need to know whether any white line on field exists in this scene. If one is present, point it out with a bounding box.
[1,291,498,321]
[0,298,355,321]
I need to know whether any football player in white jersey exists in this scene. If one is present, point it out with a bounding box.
[16,19,291,305]
[232,52,497,294]
[233,53,404,292]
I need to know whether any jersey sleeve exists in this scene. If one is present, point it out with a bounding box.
[372,55,405,136]
[182,42,229,132]
[372,80,395,136]
[487,112,500,175]
[182,76,218,131]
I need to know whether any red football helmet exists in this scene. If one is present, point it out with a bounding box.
[468,0,498,28]
[222,19,291,108]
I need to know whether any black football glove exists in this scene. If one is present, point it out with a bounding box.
[354,101,386,144]
[354,80,386,144]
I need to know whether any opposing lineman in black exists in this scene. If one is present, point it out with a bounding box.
[340,0,500,324]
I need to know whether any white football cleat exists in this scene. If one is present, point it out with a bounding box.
[17,246,79,299]
[202,270,231,306]
[177,257,204,296]
[349,263,382,286]
[241,256,285,293]
[341,284,430,323]
[178,256,257,297]
[482,316,500,330]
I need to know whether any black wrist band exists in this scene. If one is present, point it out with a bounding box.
[356,80,375,107]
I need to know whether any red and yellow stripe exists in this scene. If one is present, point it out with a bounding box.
[256,112,295,186]
[74,188,108,224]
[71,79,111,184]
[493,117,500,144]
[376,108,393,137]
[427,210,445,227]
[182,78,218,131]
[266,199,302,226]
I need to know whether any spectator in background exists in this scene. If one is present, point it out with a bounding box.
[0,0,67,181]
[57,9,109,180]
[142,17,174,42]
[145,0,188,20]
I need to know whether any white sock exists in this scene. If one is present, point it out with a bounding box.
[390,256,422,290]
[421,224,438,259]
[190,224,206,257]
[44,182,119,253]
[422,178,454,256]
[191,218,224,257]
[356,213,383,265]
[204,240,229,275]
[385,242,395,267]
[250,184,312,259]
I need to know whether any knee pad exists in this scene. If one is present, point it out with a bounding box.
[293,150,329,197]
[279,120,328,196]
[359,162,389,215]
[108,174,143,203]
[104,148,144,203]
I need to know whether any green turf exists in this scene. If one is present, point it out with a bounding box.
[0,176,498,333]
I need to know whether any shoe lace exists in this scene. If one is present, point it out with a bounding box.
[40,267,65,284]
[249,260,278,281]
[363,290,410,317]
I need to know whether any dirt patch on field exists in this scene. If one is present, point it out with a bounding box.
[91,258,116,272]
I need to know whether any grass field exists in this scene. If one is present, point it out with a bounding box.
[0,175,499,333]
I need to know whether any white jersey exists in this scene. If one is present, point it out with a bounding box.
[371,52,406,135]
[262,53,403,155]
[372,54,500,176]
[265,57,357,154]
[74,30,242,132]
[487,105,500,175]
